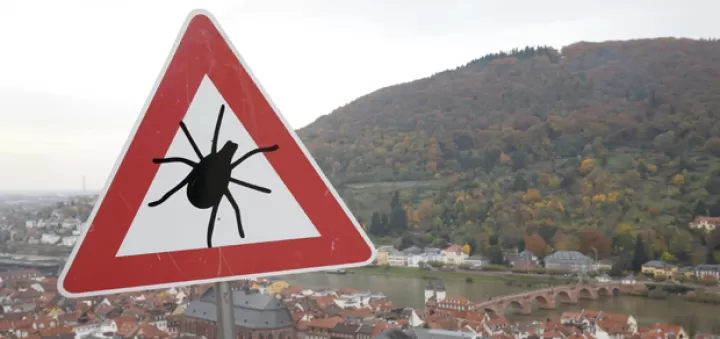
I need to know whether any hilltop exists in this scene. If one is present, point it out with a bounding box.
[297,38,720,267]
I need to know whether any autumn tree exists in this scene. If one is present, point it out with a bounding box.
[524,233,547,256]
[579,229,612,259]
[579,158,597,175]
[522,189,542,204]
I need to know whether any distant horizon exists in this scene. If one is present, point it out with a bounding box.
[0,189,101,197]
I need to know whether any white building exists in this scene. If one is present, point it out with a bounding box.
[40,233,61,245]
[387,252,407,267]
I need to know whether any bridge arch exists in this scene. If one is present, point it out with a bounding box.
[598,286,620,296]
[554,289,578,304]
[534,295,550,307]
[483,307,498,317]
[578,287,596,299]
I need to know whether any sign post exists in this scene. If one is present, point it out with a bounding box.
[58,9,375,301]
[215,281,236,339]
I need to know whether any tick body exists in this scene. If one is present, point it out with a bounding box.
[147,104,279,248]
[186,141,238,209]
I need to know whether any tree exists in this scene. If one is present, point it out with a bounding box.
[609,256,631,277]
[462,243,471,255]
[522,189,542,204]
[669,229,693,262]
[369,212,383,236]
[661,251,678,264]
[388,191,408,234]
[525,234,547,256]
[579,229,612,259]
[486,245,505,265]
[579,158,597,174]
[632,234,649,271]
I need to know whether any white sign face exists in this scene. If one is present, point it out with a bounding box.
[116,75,321,257]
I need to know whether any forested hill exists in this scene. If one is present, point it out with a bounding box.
[298,38,720,267]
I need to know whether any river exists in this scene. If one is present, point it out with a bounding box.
[277,272,719,332]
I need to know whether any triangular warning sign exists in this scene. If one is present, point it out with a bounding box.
[58,9,376,298]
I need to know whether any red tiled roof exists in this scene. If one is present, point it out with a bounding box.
[307,316,344,329]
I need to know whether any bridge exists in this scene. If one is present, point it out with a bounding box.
[476,283,632,316]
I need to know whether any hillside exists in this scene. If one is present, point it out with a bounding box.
[298,38,720,268]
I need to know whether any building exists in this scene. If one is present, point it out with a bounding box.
[443,245,468,266]
[180,288,296,339]
[641,260,677,279]
[544,251,596,273]
[508,250,539,269]
[374,246,395,266]
[423,280,447,304]
[689,217,720,233]
[387,252,407,267]
[694,264,720,280]
[327,323,373,339]
[621,275,636,285]
[464,255,490,268]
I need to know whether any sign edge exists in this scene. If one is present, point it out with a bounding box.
[57,9,213,299]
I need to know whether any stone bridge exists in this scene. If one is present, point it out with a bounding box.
[476,283,631,316]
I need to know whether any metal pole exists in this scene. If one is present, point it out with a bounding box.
[215,281,236,339]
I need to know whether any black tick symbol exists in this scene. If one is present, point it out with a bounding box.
[147,104,279,248]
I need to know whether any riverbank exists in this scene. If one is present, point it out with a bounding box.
[349,266,576,287]
[281,272,719,332]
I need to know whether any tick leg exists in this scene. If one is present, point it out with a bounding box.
[230,177,271,194]
[224,190,245,238]
[179,121,203,159]
[231,145,280,168]
[206,204,220,248]
[211,104,225,154]
[147,177,190,207]
[152,157,196,167]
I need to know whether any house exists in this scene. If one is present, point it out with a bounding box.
[406,248,445,268]
[596,274,612,283]
[464,254,490,268]
[40,233,61,245]
[544,251,596,273]
[641,260,677,279]
[694,264,720,280]
[61,236,78,247]
[443,245,468,266]
[621,275,636,285]
[508,250,539,268]
[646,323,688,339]
[387,252,407,267]
[689,217,720,232]
[374,246,395,266]
[327,322,374,339]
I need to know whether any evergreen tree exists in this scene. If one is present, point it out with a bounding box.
[632,234,649,271]
[517,237,526,252]
[388,191,408,234]
[486,245,505,265]
[370,212,382,236]
[380,213,390,235]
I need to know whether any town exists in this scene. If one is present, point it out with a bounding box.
[0,267,715,339]
[0,195,719,338]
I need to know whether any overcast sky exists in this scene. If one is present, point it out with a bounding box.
[0,0,718,191]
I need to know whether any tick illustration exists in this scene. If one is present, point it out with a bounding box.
[147,104,279,248]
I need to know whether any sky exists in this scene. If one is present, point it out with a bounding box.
[0,0,719,191]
